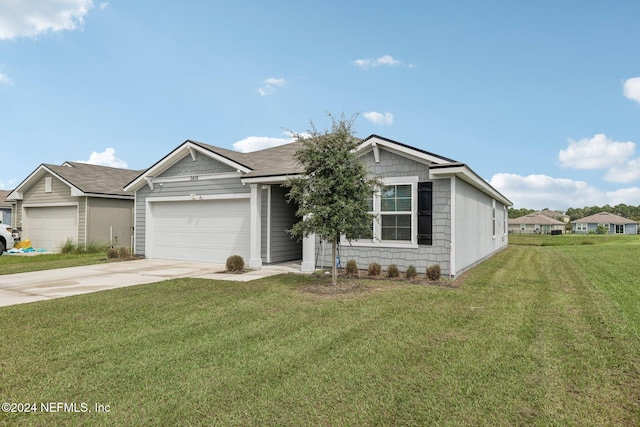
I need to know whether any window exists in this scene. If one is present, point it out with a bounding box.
[576,223,587,231]
[45,176,52,193]
[615,224,624,234]
[492,200,496,238]
[347,177,429,247]
[381,184,412,241]
[520,224,526,231]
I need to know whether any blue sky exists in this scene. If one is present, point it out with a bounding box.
[1,1,640,210]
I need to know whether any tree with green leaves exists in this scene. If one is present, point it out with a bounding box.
[285,113,382,285]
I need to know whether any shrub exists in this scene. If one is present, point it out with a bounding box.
[368,262,382,277]
[118,246,131,258]
[405,264,417,279]
[60,239,78,254]
[387,264,400,278]
[106,248,119,259]
[345,259,359,276]
[426,264,441,281]
[226,255,245,273]
[85,241,108,254]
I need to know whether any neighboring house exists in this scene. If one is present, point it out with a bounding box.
[0,190,11,225]
[508,212,565,234]
[572,212,639,235]
[7,162,143,251]
[125,134,512,278]
[535,208,570,223]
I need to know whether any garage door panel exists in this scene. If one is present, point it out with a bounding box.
[24,206,78,251]
[148,199,250,263]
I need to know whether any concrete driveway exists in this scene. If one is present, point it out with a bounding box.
[0,258,300,308]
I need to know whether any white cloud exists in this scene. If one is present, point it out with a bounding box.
[77,147,128,168]
[258,77,286,96]
[623,77,640,104]
[491,172,640,210]
[604,158,640,183]
[353,55,407,69]
[558,133,635,170]
[233,134,294,153]
[363,111,394,125]
[99,2,110,10]
[0,0,94,40]
[0,73,12,85]
[0,178,17,190]
[491,173,602,209]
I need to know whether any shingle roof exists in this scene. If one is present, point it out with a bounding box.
[0,190,11,208]
[535,209,568,219]
[509,212,566,225]
[572,211,638,225]
[45,162,145,197]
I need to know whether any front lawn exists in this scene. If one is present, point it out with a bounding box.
[1,240,639,425]
[0,253,111,275]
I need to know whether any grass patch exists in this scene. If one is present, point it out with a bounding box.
[509,233,640,246]
[0,253,110,275]
[1,239,639,424]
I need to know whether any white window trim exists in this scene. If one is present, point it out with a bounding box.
[344,176,419,249]
[576,223,587,231]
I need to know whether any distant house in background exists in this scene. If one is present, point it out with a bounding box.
[572,212,639,235]
[0,190,12,224]
[508,212,565,234]
[534,208,570,223]
[7,162,142,251]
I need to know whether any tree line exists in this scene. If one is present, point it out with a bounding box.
[508,204,640,221]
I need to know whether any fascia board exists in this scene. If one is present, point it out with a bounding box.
[8,165,80,200]
[125,142,252,192]
[430,165,513,207]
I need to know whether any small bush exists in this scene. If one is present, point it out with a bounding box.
[85,241,108,254]
[345,259,359,276]
[226,255,245,273]
[368,262,382,277]
[106,248,119,259]
[426,264,441,281]
[405,264,417,279]
[387,264,400,278]
[60,239,78,254]
[118,247,131,258]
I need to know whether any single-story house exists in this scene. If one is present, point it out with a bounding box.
[508,212,565,234]
[124,134,512,278]
[534,208,570,223]
[7,162,143,251]
[0,190,11,225]
[572,212,639,235]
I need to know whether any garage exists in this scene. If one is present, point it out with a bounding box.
[24,205,78,251]
[147,199,251,263]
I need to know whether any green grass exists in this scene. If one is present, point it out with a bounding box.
[509,233,640,246]
[1,239,639,425]
[0,253,111,275]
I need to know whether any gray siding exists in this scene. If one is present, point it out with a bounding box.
[261,188,268,262]
[87,198,134,248]
[159,152,236,177]
[315,148,452,276]
[134,154,249,256]
[269,185,301,263]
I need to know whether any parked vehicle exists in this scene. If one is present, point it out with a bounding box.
[0,223,15,255]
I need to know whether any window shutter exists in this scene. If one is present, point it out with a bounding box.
[417,182,432,245]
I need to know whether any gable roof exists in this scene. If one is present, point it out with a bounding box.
[572,211,638,225]
[535,209,568,219]
[125,135,512,207]
[8,162,144,201]
[509,212,565,225]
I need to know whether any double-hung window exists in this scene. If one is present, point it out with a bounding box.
[615,224,624,234]
[347,176,432,247]
[380,184,412,241]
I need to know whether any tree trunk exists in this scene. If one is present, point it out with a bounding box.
[332,236,337,286]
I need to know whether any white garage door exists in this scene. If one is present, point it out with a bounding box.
[24,206,78,251]
[148,199,250,263]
